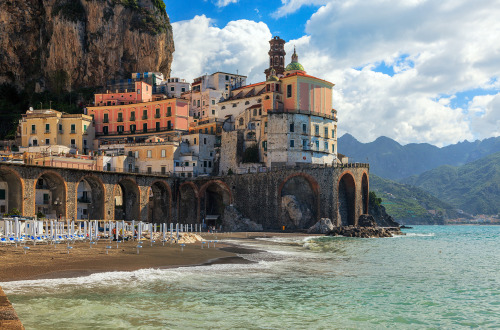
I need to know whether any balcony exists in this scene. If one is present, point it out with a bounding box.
[31,130,36,134]
[130,116,136,121]
[117,118,124,122]
[78,197,91,203]
[155,114,161,118]
[70,130,76,134]
[45,130,50,134]
[103,118,109,123]
[142,115,148,120]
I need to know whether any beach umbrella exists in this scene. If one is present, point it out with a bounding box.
[132,220,135,241]
[162,223,166,245]
[95,220,99,240]
[115,220,119,241]
[84,221,87,240]
[176,223,179,242]
[121,220,125,240]
[138,221,142,241]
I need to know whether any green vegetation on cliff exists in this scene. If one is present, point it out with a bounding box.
[401,152,500,215]
[370,174,459,224]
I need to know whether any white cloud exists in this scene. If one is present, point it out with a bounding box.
[214,0,238,8]
[171,0,500,146]
[171,15,271,83]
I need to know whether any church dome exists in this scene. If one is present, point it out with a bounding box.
[267,68,280,81]
[284,47,305,74]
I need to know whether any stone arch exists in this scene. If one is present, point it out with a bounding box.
[34,170,67,219]
[338,172,356,226]
[0,167,23,215]
[177,182,199,224]
[148,180,172,223]
[362,172,369,214]
[113,178,140,221]
[199,180,232,227]
[76,175,105,220]
[278,173,320,230]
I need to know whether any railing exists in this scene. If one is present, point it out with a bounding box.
[77,197,91,203]
[96,127,175,136]
[45,130,50,134]
[117,118,123,122]
[130,116,136,121]
[103,119,109,123]
[155,114,161,118]
[142,115,148,120]
[70,130,76,134]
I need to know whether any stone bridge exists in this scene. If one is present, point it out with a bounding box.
[0,163,369,230]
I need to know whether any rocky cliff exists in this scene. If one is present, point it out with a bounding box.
[0,0,174,92]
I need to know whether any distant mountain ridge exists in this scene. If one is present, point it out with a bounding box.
[338,134,500,180]
[401,152,500,215]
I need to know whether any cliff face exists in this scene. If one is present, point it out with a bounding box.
[0,0,174,91]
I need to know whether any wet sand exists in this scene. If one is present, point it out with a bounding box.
[0,232,315,282]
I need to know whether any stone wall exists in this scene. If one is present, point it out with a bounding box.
[0,286,24,329]
[0,162,369,229]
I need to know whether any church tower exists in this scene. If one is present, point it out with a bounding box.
[264,36,286,79]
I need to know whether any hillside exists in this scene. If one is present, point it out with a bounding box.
[369,174,460,224]
[339,134,500,180]
[401,152,500,215]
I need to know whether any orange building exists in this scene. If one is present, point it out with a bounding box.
[86,81,189,142]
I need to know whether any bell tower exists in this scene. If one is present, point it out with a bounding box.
[264,36,286,79]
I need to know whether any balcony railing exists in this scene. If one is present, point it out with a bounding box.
[45,130,50,134]
[31,130,36,134]
[103,118,109,123]
[96,127,175,136]
[70,130,76,134]
[130,116,136,121]
[155,114,161,118]
[78,197,91,203]
[117,118,124,122]
[142,115,148,120]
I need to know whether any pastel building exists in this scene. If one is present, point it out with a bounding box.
[19,109,95,155]
[219,39,338,172]
[86,81,190,143]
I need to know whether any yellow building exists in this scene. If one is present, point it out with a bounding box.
[20,109,95,154]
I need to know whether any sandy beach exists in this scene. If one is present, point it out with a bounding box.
[0,232,302,282]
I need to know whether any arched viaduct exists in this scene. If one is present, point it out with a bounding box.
[0,163,369,230]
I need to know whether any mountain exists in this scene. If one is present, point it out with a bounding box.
[339,134,500,180]
[401,152,500,215]
[369,174,460,225]
[0,0,174,91]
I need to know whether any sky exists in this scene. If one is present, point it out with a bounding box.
[164,0,500,147]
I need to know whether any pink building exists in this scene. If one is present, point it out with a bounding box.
[87,82,189,140]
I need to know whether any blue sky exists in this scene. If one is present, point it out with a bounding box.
[163,0,500,147]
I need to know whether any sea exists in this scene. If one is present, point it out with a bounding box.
[2,225,499,329]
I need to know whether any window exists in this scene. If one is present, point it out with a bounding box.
[45,123,50,133]
[253,109,257,116]
[212,100,215,105]
[135,151,139,158]
[32,139,38,146]
[170,86,175,92]
[324,141,328,151]
[208,161,212,167]
[155,108,160,118]
[118,113,123,122]
[103,113,109,123]
[315,140,319,150]
[83,140,87,146]
[59,124,63,132]
[221,106,226,110]
[117,125,124,133]
[137,89,141,94]
[303,139,307,149]
[71,124,76,133]
[130,111,135,121]
[204,160,207,167]
[197,100,200,107]
[103,126,108,135]
[262,141,267,151]
[130,124,136,132]
[204,128,208,134]
[147,150,152,158]
[167,121,171,130]
[324,127,329,138]
[147,167,152,174]
[143,110,148,119]
[239,118,244,126]
[167,107,171,116]
[45,139,50,145]
[232,103,237,108]
[332,129,336,138]
[302,124,307,133]
[332,144,335,153]
[143,123,147,132]
[290,139,294,148]
[0,189,5,200]
[31,124,36,133]
[43,193,49,204]
[181,87,186,92]
[212,110,215,115]
[185,161,189,167]
[210,127,214,134]
[204,138,207,144]
[315,125,319,135]
[259,109,262,116]
[287,84,292,98]
[225,75,229,81]
[155,122,160,132]
[71,139,76,146]
[161,166,166,174]
[161,149,166,158]
[84,125,87,132]
[290,123,294,132]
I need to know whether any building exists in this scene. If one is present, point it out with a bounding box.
[158,77,190,98]
[86,81,190,144]
[264,36,286,79]
[219,39,338,172]
[175,133,216,177]
[19,109,95,155]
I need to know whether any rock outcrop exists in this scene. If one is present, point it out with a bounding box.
[307,218,334,234]
[369,200,400,227]
[281,194,313,229]
[328,226,404,238]
[222,205,263,232]
[0,0,174,91]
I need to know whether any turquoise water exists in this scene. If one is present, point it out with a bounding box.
[2,226,500,329]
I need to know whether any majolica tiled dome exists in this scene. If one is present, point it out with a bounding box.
[285,47,305,73]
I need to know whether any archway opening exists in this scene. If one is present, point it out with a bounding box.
[114,179,140,221]
[362,173,369,214]
[148,181,171,223]
[178,184,198,224]
[338,173,356,226]
[35,172,66,219]
[201,182,230,228]
[280,175,318,230]
[77,176,105,220]
[0,168,22,215]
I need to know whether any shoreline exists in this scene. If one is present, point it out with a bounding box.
[0,232,304,283]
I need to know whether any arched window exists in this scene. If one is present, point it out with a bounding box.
[245,101,250,105]
[239,118,244,126]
